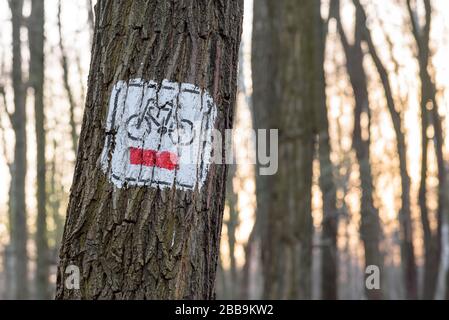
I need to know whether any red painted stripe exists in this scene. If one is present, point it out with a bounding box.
[129,147,178,171]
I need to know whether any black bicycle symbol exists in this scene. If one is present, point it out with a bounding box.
[126,98,195,146]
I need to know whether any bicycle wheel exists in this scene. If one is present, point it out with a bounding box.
[169,119,195,146]
[126,114,151,142]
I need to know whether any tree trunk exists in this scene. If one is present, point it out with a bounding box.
[57,0,79,154]
[86,0,95,45]
[354,0,418,299]
[315,1,339,300]
[9,0,29,300]
[406,0,444,299]
[240,226,256,299]
[251,0,277,295]
[334,0,384,299]
[50,140,64,248]
[216,256,229,299]
[223,44,246,298]
[0,90,15,252]
[56,0,243,300]
[3,244,15,299]
[225,108,238,299]
[259,0,315,300]
[29,0,50,300]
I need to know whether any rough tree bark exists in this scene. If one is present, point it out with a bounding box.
[259,0,315,300]
[29,0,50,299]
[56,0,243,299]
[333,0,384,300]
[354,0,418,300]
[9,0,29,300]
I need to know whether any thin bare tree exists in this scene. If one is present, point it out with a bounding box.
[28,0,49,299]
[57,0,79,154]
[353,0,419,299]
[332,0,384,299]
[406,0,445,300]
[8,0,29,299]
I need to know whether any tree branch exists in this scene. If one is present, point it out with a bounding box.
[0,86,14,125]
[0,91,12,167]
[332,0,352,59]
[57,0,79,153]
[353,0,403,138]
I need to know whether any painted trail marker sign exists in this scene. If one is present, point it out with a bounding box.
[100,79,217,191]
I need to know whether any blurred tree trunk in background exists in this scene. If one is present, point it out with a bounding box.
[255,0,315,300]
[57,0,79,154]
[406,0,445,300]
[316,1,339,300]
[221,161,238,299]
[9,0,29,300]
[49,139,64,249]
[221,44,248,299]
[29,0,49,300]
[56,0,243,299]
[221,123,238,300]
[354,0,418,300]
[252,0,277,298]
[223,52,242,299]
[237,42,257,299]
[0,81,15,298]
[333,0,384,300]
[216,256,229,299]
[86,0,95,44]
